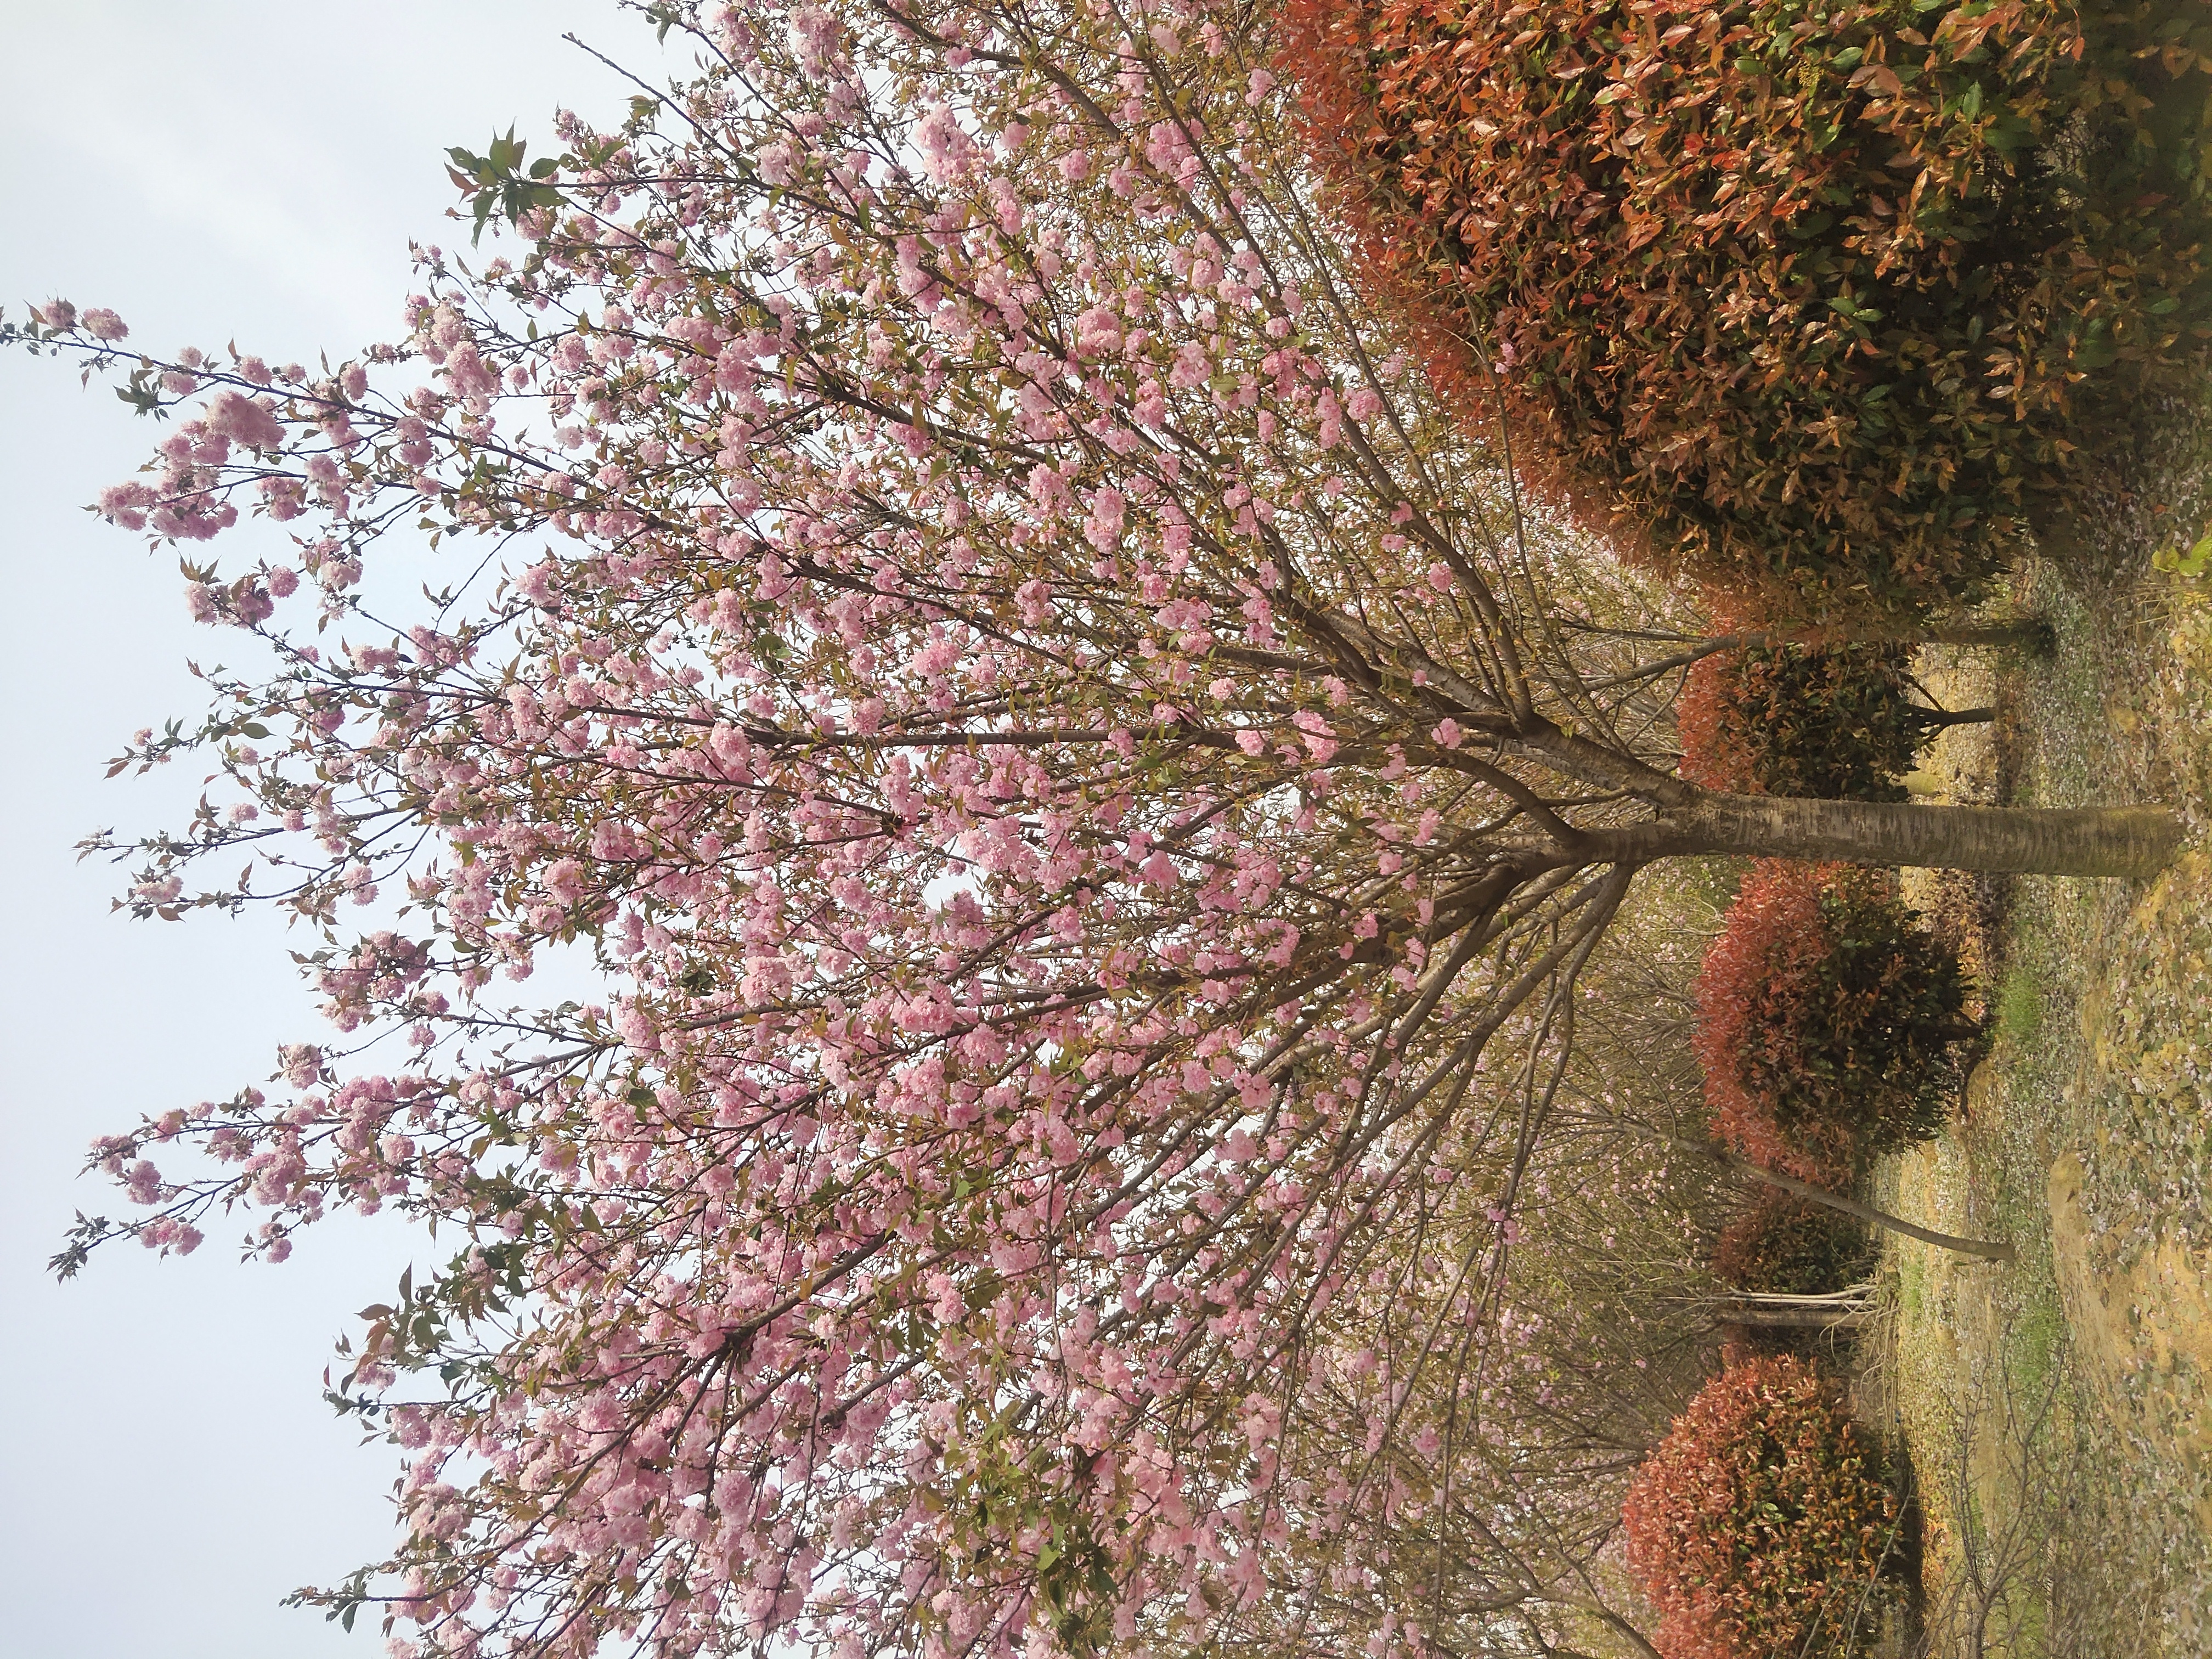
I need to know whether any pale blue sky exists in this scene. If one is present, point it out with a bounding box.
[0,5,669,1652]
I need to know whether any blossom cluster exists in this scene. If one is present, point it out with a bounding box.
[23,2,1727,1656]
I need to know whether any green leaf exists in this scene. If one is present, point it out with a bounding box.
[2157,528,2212,578]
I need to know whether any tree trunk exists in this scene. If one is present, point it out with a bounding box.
[1722,1285,1877,1307]
[1717,1147,2015,1263]
[1912,706,1997,729]
[1905,619,2055,654]
[1627,1122,2017,1262]
[1747,618,2055,655]
[1620,793,2183,878]
[1711,1287,1877,1329]
[1717,1305,1872,1330]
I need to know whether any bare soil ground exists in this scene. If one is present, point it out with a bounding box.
[1876,547,2212,1657]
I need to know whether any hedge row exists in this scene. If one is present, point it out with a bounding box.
[1285,0,2212,619]
[1624,1355,1897,1658]
[1712,1190,1876,1296]
[1694,861,1970,1185]
[1679,640,1947,801]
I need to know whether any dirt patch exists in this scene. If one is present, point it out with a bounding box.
[2049,1150,2212,1539]
[1876,589,2212,1652]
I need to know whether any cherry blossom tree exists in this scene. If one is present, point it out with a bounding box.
[9,2,2183,1656]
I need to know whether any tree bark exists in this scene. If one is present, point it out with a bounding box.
[1710,1286,1875,1327]
[1912,706,1997,729]
[1900,619,2054,654]
[1740,618,2055,655]
[1717,1148,2015,1264]
[1721,1286,1876,1307]
[1607,793,2183,878]
[1717,1305,1872,1329]
[1623,1121,2016,1261]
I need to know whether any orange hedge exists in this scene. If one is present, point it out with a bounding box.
[1712,1189,1875,1294]
[1694,861,1968,1183]
[1283,0,2212,619]
[1624,1355,1897,1658]
[1678,640,1928,800]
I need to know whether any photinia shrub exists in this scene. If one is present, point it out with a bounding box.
[1712,1191,1876,1295]
[1283,0,2212,618]
[1695,862,1970,1182]
[1624,1355,1898,1659]
[1678,641,1928,800]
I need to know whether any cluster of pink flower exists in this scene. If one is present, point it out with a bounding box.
[29,2,1690,1655]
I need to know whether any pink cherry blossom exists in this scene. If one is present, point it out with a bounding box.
[18,4,2007,1657]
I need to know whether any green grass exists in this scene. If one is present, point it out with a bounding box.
[1897,1251,1925,1324]
[2006,1288,2065,1409]
[1991,966,2042,1048]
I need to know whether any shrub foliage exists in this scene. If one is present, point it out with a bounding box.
[1713,1190,1877,1295]
[1679,641,1932,800]
[1695,862,1970,1182]
[1284,0,2212,616]
[1624,1355,1898,1659]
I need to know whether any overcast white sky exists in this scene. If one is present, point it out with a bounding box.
[0,5,674,1652]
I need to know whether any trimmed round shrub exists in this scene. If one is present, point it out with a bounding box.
[1678,641,1925,800]
[1694,862,1970,1182]
[1624,1355,1898,1659]
[1713,1191,1876,1295]
[1284,0,2212,618]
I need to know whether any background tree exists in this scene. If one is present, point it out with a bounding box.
[1214,874,1746,1659]
[7,1,2182,1656]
